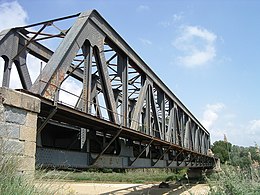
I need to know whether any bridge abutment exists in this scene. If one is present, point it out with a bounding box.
[0,87,40,174]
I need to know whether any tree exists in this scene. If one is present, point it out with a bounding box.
[232,145,260,168]
[211,140,232,163]
[211,140,260,168]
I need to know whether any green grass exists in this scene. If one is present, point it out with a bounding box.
[37,168,187,184]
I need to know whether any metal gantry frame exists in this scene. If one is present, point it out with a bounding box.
[0,10,216,169]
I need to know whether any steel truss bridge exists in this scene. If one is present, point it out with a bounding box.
[0,10,216,169]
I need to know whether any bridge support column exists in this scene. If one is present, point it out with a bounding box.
[0,87,40,175]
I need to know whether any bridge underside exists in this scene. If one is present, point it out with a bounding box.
[32,94,214,169]
[0,10,216,169]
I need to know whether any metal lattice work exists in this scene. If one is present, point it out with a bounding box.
[0,10,216,169]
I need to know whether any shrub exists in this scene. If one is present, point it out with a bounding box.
[0,149,70,194]
[206,165,260,194]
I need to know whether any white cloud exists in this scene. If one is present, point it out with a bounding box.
[208,116,260,146]
[247,119,260,135]
[159,13,183,27]
[173,13,183,22]
[0,1,28,31]
[140,38,152,46]
[210,128,227,143]
[136,5,150,12]
[202,104,260,146]
[59,77,82,106]
[173,25,217,68]
[201,103,225,130]
[0,1,28,87]
[229,119,260,146]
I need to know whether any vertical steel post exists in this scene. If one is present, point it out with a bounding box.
[158,90,165,140]
[82,42,92,114]
[118,54,128,127]
[2,58,12,88]
[145,85,151,136]
[80,128,87,151]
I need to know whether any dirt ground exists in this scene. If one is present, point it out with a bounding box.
[49,182,210,195]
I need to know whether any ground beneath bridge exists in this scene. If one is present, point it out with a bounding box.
[46,182,210,195]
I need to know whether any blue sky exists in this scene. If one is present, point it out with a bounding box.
[0,0,259,146]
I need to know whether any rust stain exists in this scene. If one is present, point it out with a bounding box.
[43,70,65,100]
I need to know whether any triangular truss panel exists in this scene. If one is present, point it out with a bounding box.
[0,10,211,157]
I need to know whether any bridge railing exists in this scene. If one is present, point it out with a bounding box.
[42,81,208,155]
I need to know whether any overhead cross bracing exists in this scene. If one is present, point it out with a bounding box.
[0,10,216,169]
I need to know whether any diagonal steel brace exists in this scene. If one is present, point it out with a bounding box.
[167,149,184,167]
[152,145,172,166]
[129,139,154,166]
[91,128,123,166]
[37,107,57,134]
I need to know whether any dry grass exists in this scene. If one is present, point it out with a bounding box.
[0,148,72,194]
[206,165,260,194]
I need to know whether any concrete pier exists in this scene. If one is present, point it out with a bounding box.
[0,87,40,174]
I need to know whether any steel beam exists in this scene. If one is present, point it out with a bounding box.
[82,42,92,113]
[158,90,166,140]
[130,78,149,130]
[167,149,184,167]
[94,47,119,124]
[150,86,162,139]
[90,128,122,166]
[30,11,94,96]
[152,145,171,166]
[37,107,57,134]
[89,10,209,136]
[129,139,154,166]
[2,57,11,87]
[117,53,128,127]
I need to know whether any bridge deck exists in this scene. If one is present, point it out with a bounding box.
[23,90,215,169]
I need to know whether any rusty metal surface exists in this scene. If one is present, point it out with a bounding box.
[36,96,215,168]
[0,10,216,169]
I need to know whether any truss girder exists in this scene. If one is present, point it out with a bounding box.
[0,10,211,158]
